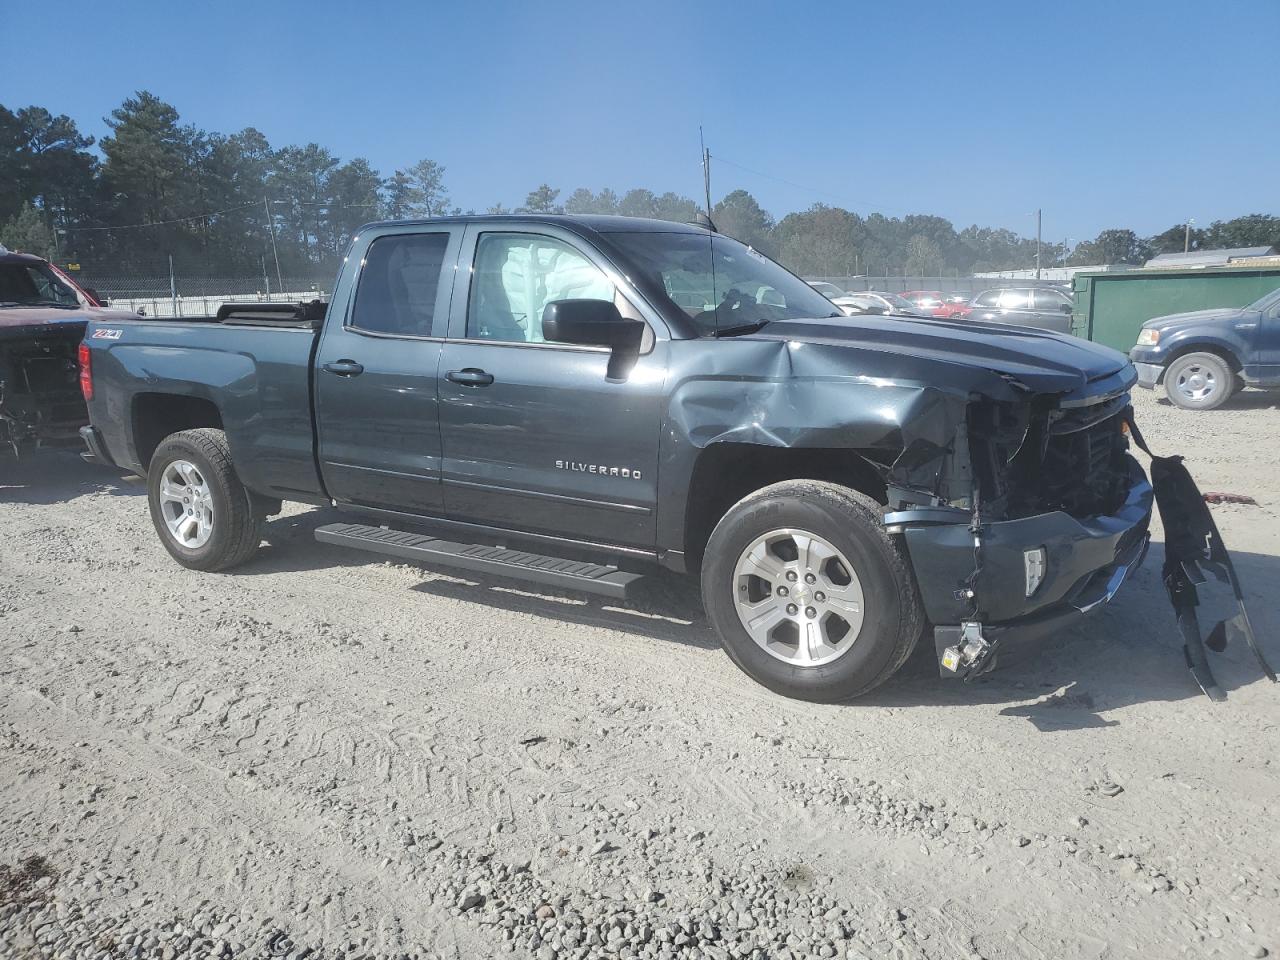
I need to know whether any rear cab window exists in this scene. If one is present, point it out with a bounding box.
[349,233,452,337]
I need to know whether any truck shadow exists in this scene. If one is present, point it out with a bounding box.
[0,448,145,504]
[414,539,1279,721]
[1155,391,1280,411]
[862,543,1280,725]
[236,508,373,574]
[410,567,719,651]
[140,498,1280,717]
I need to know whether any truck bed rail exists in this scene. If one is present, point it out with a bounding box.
[214,299,327,329]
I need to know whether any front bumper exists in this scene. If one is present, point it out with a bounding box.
[1132,360,1164,389]
[889,455,1153,676]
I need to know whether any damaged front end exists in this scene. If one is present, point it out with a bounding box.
[0,322,88,457]
[884,376,1154,683]
[883,371,1271,700]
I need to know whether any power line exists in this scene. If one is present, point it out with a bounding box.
[60,199,378,232]
[61,201,261,232]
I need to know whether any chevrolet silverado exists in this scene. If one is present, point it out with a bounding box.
[79,215,1160,701]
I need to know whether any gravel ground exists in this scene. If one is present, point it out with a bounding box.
[1,387,1278,960]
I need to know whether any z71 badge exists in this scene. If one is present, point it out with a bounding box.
[556,460,642,480]
[91,328,123,340]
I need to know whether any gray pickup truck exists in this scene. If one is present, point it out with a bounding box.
[79,215,1156,702]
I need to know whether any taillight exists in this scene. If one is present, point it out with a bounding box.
[78,342,93,401]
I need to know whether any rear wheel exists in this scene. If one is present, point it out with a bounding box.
[1165,352,1233,410]
[147,428,263,571]
[701,480,924,702]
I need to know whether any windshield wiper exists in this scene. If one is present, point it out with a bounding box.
[713,319,771,338]
[20,299,79,309]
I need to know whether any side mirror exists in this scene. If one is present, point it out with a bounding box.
[542,299,644,381]
[1059,302,1073,314]
[83,287,107,306]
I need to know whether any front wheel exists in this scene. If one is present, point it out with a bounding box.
[1164,352,1233,410]
[701,480,925,702]
[147,428,263,571]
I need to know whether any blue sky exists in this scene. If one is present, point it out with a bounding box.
[3,0,1275,241]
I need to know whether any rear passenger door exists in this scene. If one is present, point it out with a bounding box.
[314,226,461,515]
[436,225,668,549]
[1032,288,1074,333]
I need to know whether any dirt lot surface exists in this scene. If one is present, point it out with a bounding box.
[1,388,1277,960]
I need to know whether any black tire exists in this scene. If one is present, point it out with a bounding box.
[1164,352,1234,411]
[701,480,925,702]
[147,428,263,571]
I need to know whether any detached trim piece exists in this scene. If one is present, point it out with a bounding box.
[1126,413,1276,701]
[314,522,645,599]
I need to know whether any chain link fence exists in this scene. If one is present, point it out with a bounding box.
[68,271,332,318]
[805,276,1068,296]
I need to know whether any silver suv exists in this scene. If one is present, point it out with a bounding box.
[967,286,1075,334]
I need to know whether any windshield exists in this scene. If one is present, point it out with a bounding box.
[603,231,839,335]
[1249,287,1280,311]
[0,262,82,307]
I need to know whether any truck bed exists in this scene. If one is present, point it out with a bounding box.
[83,312,325,500]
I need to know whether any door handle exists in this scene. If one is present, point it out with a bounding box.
[323,360,364,377]
[446,368,495,387]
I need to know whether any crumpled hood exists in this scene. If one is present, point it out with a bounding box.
[1143,306,1248,330]
[752,315,1133,401]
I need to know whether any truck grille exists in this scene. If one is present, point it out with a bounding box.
[971,393,1132,521]
[1040,404,1129,517]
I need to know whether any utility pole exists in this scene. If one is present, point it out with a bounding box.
[700,127,712,220]
[1035,208,1042,280]
[168,253,178,318]
[264,196,284,299]
[1184,218,1195,253]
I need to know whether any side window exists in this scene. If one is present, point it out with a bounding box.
[972,291,998,307]
[997,289,1031,309]
[467,233,614,342]
[350,233,450,337]
[1034,288,1070,310]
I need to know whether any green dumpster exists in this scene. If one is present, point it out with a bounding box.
[1072,265,1280,352]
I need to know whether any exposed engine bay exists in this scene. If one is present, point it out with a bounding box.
[0,323,88,457]
[968,393,1132,521]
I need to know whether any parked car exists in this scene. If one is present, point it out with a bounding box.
[805,280,870,316]
[900,290,970,319]
[841,292,930,318]
[81,214,1152,702]
[0,246,138,456]
[1128,286,1280,410]
[966,286,1075,334]
[806,280,848,300]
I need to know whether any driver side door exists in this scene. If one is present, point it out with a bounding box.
[436,225,669,549]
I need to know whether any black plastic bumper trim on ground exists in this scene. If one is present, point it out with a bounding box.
[314,522,645,600]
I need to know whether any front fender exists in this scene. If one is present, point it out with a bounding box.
[654,338,974,556]
[1133,327,1249,369]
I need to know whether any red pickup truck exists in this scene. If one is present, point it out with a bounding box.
[0,246,138,456]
